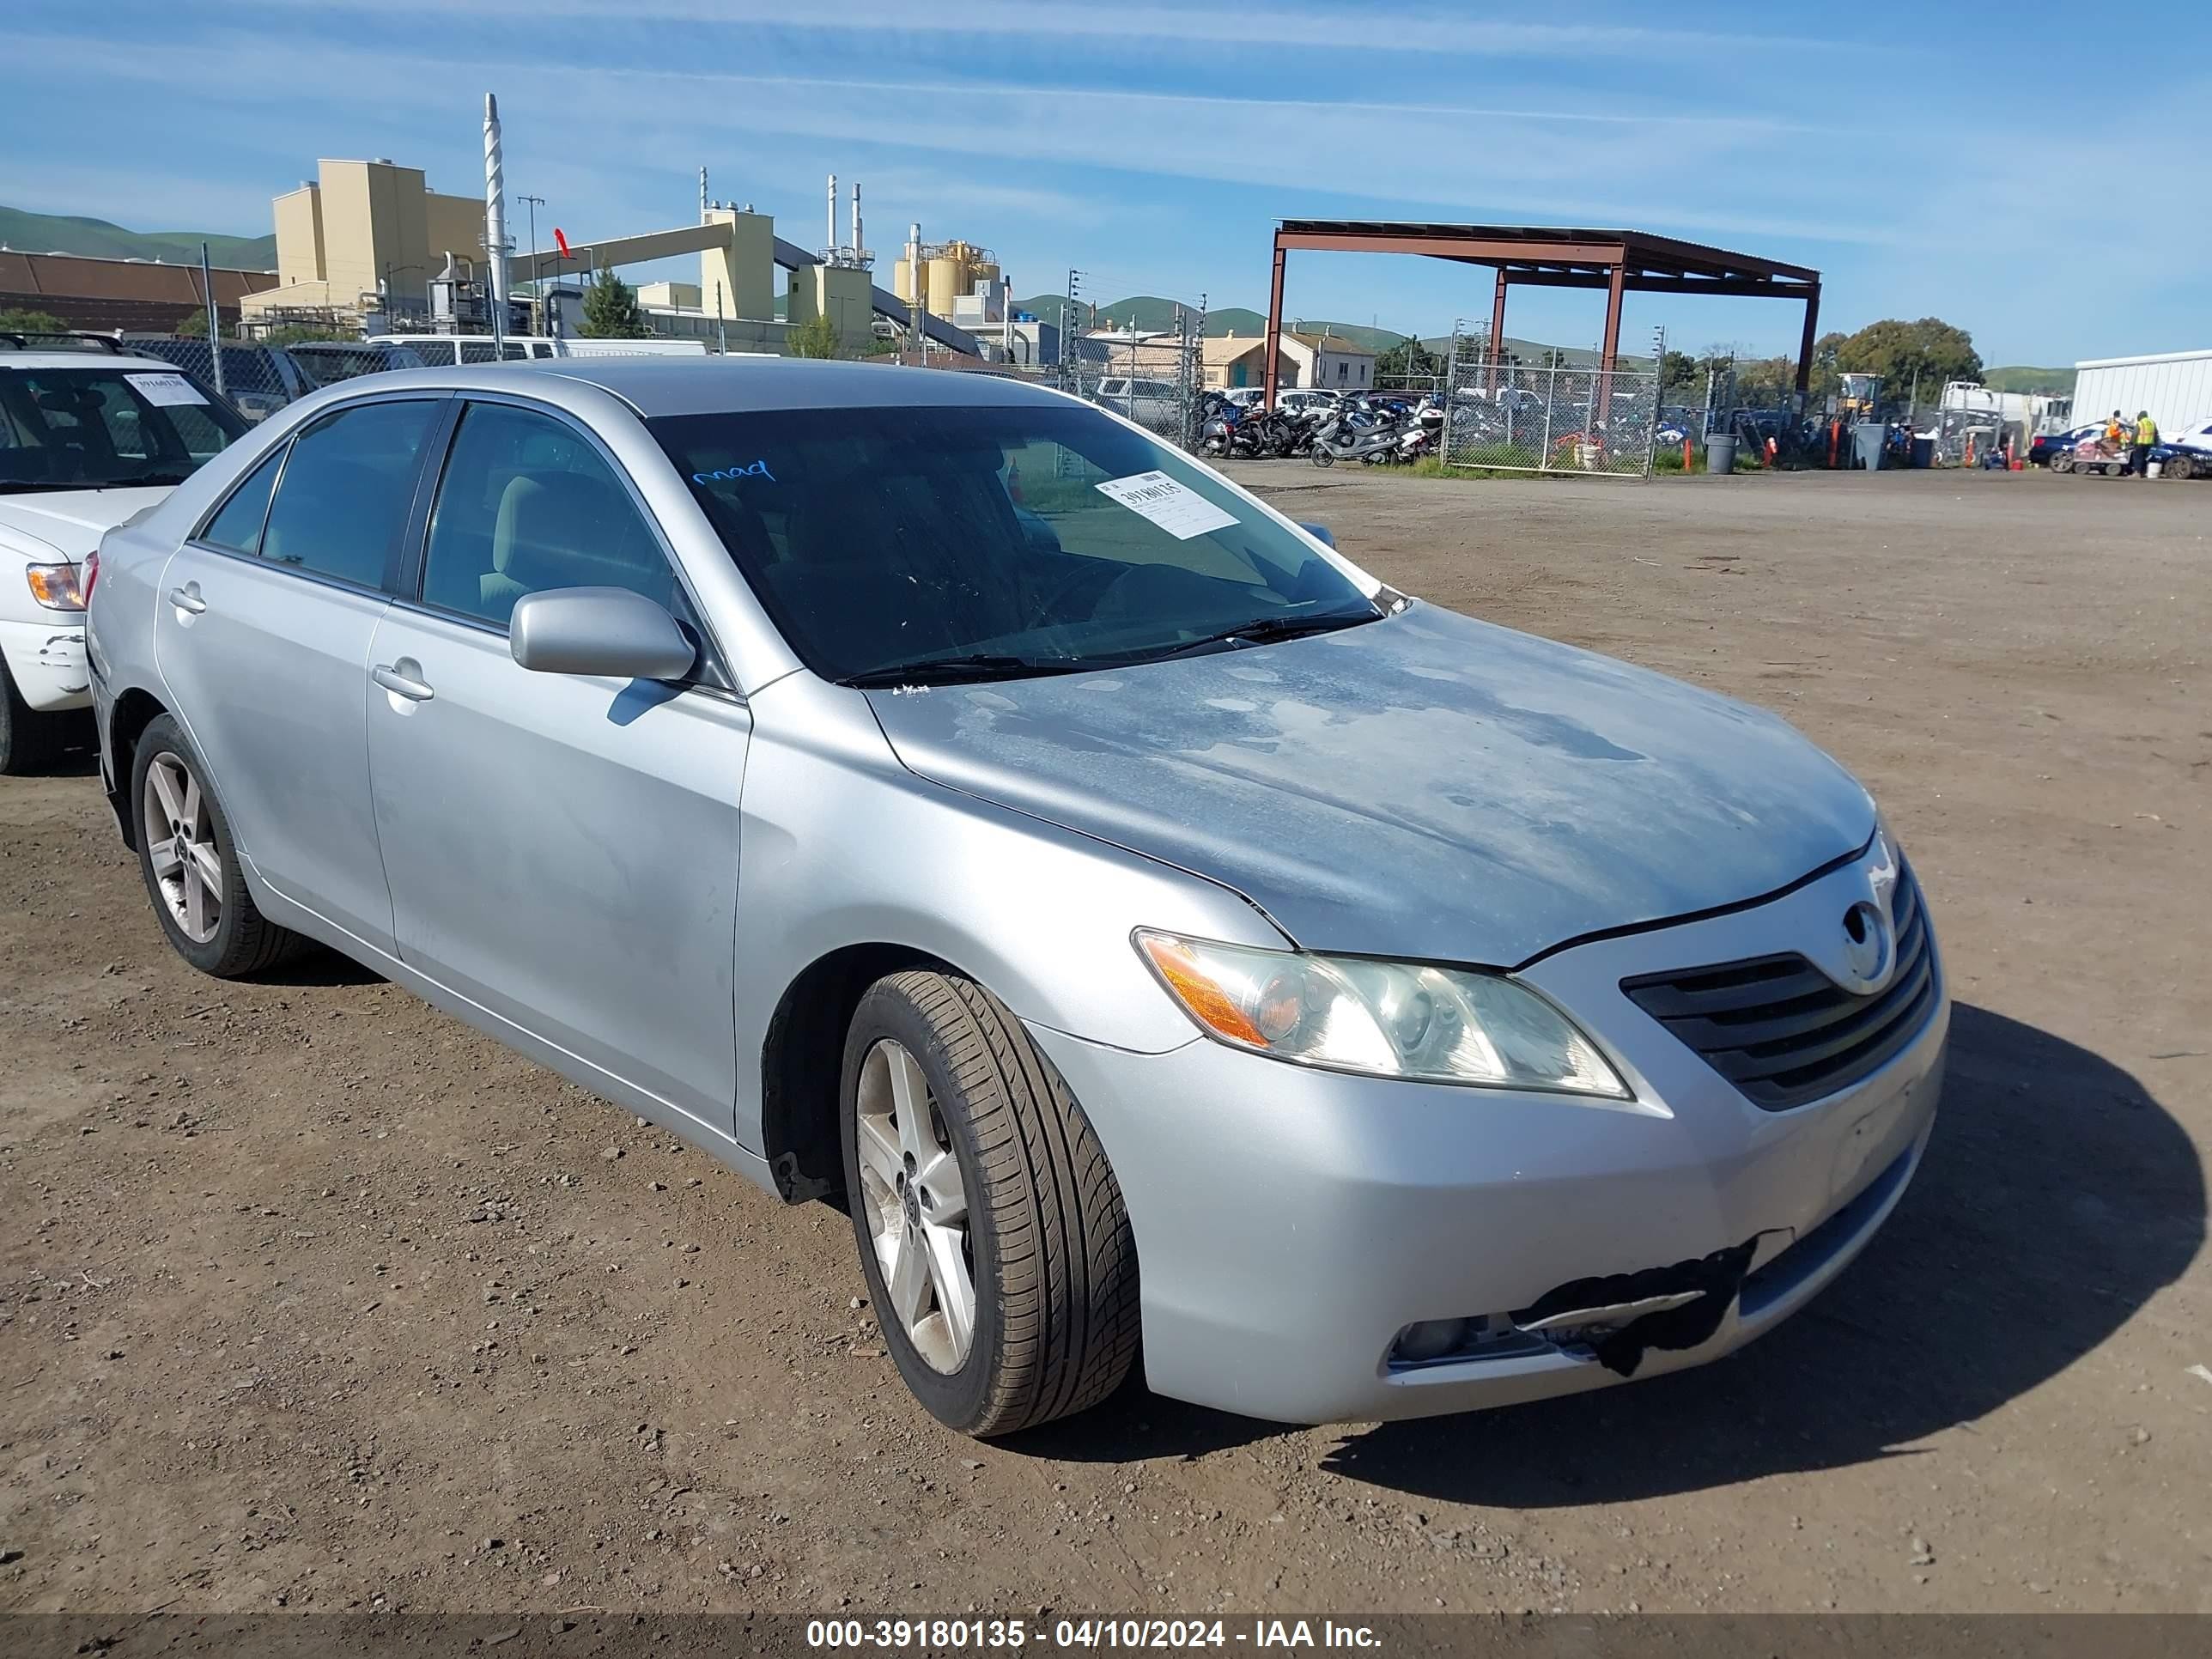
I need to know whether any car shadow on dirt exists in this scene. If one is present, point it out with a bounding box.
[1017,1003,2203,1493]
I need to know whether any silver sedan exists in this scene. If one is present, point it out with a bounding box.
[86,359,1946,1435]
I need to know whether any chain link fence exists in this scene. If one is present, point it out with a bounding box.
[1440,329,1659,477]
[1055,328,1204,451]
[116,336,319,424]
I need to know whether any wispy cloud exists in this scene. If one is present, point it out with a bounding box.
[229,0,1866,63]
[4,30,1898,251]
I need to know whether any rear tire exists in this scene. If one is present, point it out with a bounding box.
[130,713,307,977]
[2165,454,2192,481]
[0,661,81,777]
[841,970,1139,1437]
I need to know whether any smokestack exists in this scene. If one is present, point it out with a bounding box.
[827,173,838,255]
[483,93,508,340]
[851,180,862,259]
[908,222,923,356]
[699,166,708,223]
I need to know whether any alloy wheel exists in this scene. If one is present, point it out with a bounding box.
[854,1037,975,1373]
[143,751,222,945]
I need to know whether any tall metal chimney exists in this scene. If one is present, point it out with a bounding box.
[699,166,709,223]
[851,180,862,260]
[908,222,923,356]
[483,93,508,347]
[826,173,838,255]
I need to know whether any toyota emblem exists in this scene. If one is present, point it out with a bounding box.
[1840,901,1892,988]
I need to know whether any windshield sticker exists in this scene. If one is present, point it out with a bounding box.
[1094,471,1240,541]
[694,460,775,485]
[125,372,209,408]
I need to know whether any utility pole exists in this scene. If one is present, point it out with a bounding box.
[198,242,225,398]
[1065,268,1084,390]
[518,193,545,335]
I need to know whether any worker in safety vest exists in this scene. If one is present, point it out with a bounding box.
[2105,410,2126,448]
[2128,410,2159,478]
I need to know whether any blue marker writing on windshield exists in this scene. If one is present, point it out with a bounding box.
[694,460,776,484]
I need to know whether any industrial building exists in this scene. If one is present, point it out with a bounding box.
[243,156,489,325]
[227,115,983,357]
[2069,348,2212,435]
[0,249,276,332]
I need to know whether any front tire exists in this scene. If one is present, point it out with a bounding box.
[841,971,1139,1437]
[0,661,81,776]
[130,713,306,977]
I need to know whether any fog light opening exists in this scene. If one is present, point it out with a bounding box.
[1386,1313,1556,1371]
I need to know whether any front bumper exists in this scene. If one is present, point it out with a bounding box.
[1030,854,1947,1425]
[0,616,91,712]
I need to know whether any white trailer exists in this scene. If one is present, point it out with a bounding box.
[2070,348,2212,438]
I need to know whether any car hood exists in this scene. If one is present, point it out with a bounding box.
[0,488,173,562]
[864,603,1875,967]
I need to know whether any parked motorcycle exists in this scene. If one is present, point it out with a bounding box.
[1307,399,1409,466]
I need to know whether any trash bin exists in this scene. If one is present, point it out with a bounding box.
[1705,433,1737,475]
[1910,436,1935,469]
[1851,422,1887,471]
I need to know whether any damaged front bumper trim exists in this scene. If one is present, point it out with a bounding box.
[1386,1226,1804,1380]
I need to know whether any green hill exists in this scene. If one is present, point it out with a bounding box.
[1011,293,1637,368]
[1015,294,1413,350]
[0,204,276,270]
[1981,365,2076,395]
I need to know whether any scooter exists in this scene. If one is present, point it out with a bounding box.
[1307,401,1407,466]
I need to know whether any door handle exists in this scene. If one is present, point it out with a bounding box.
[372,663,434,702]
[167,585,206,615]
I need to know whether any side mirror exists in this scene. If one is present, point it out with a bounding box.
[509,586,696,681]
[1298,521,1335,548]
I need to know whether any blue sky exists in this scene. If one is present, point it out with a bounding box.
[4,3,2201,365]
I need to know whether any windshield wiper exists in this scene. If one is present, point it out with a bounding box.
[1134,607,1381,663]
[842,653,1072,688]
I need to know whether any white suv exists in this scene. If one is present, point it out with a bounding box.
[1093,376,1182,427]
[0,340,246,771]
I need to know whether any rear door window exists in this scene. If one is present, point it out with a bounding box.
[200,447,287,555]
[258,399,441,588]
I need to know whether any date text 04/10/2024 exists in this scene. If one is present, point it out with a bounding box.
[805,1619,1382,1650]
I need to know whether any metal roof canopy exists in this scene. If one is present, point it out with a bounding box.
[1262,219,1822,415]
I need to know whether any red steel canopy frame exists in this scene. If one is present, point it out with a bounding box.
[1261,220,1820,422]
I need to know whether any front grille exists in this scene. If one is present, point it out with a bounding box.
[1621,861,1936,1110]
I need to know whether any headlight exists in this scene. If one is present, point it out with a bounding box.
[1134,930,1630,1097]
[26,562,87,611]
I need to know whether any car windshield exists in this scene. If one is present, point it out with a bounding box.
[0,366,246,492]
[653,402,1381,684]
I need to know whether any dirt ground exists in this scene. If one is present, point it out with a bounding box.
[3,466,2207,1618]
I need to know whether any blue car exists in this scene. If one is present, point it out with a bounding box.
[2027,423,2103,468]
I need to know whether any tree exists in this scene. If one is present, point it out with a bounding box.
[1374,334,1443,382]
[1833,317,1981,404]
[579,267,650,339]
[1660,349,1700,393]
[1733,356,1802,407]
[260,324,355,346]
[174,310,212,337]
[0,306,72,337]
[1778,331,1850,405]
[787,313,841,359]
